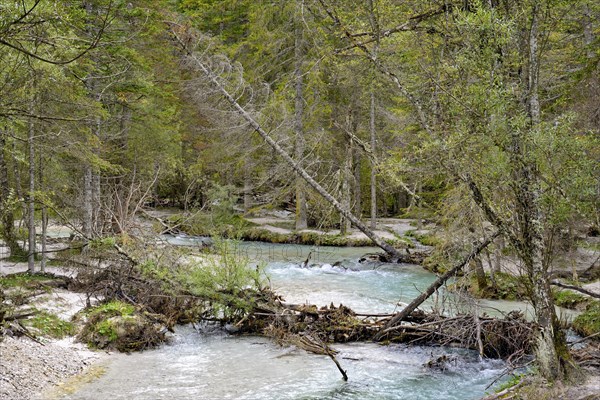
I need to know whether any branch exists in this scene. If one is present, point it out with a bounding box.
[318,0,434,136]
[0,0,113,66]
[336,4,448,52]
[550,280,600,299]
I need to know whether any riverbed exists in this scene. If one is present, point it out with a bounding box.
[58,240,517,400]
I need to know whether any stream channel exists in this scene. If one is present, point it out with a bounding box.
[59,238,544,400]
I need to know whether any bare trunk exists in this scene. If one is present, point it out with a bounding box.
[243,166,252,213]
[472,256,488,292]
[340,137,352,235]
[172,33,401,258]
[370,90,377,230]
[353,149,362,218]
[38,153,47,272]
[27,99,36,273]
[0,129,23,257]
[294,1,308,230]
[83,165,93,237]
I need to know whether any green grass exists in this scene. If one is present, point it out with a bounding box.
[553,290,591,310]
[572,301,600,338]
[0,273,55,289]
[86,300,135,318]
[24,310,76,338]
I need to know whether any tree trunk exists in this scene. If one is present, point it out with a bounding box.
[515,3,568,380]
[294,0,308,230]
[38,153,47,272]
[0,129,24,258]
[370,90,377,230]
[83,165,93,237]
[472,256,488,292]
[27,94,36,273]
[172,33,402,258]
[353,148,362,219]
[244,165,252,213]
[340,133,352,235]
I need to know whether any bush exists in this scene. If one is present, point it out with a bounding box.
[176,240,266,321]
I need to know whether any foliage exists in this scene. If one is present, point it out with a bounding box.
[176,239,266,320]
[495,373,525,393]
[0,273,55,289]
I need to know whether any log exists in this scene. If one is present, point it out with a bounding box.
[373,230,500,340]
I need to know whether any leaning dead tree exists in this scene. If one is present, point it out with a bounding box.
[167,24,401,260]
[374,230,501,340]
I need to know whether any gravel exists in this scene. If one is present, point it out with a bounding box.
[0,336,106,400]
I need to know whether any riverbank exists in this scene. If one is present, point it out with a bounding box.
[0,263,110,400]
[1,217,599,399]
[0,335,107,400]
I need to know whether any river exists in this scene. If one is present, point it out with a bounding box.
[60,239,521,400]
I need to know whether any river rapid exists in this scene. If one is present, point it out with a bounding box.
[60,239,516,400]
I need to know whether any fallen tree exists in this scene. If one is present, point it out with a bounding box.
[167,24,402,261]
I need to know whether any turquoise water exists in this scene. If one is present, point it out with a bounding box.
[60,240,510,400]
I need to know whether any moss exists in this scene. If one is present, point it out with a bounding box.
[464,272,529,300]
[552,290,591,310]
[86,300,135,318]
[0,272,56,289]
[494,373,525,393]
[572,301,600,338]
[413,232,442,247]
[24,310,76,338]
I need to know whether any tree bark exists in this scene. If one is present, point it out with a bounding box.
[38,153,47,272]
[171,29,402,259]
[515,3,567,380]
[370,90,377,230]
[340,135,352,235]
[0,129,23,258]
[294,0,308,231]
[27,84,36,273]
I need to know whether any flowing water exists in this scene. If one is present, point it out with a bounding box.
[61,239,518,400]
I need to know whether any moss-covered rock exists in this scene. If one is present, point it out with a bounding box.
[77,300,166,352]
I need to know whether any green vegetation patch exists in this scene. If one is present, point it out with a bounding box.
[24,310,76,339]
[572,301,600,339]
[552,290,592,310]
[77,300,165,352]
[464,272,530,301]
[0,273,57,289]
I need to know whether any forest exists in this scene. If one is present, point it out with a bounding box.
[1,1,599,399]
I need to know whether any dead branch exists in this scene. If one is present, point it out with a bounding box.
[550,280,600,299]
